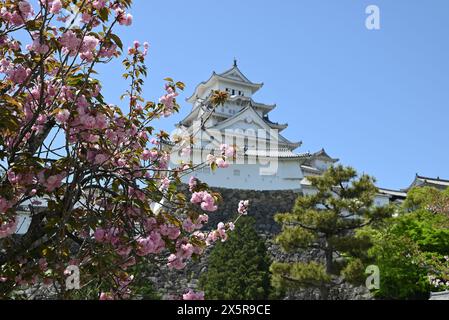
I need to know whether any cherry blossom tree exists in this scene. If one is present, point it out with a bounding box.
[0,0,245,300]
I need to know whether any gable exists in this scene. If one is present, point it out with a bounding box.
[221,69,249,83]
[213,107,275,133]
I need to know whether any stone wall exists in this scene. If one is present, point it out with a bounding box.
[150,186,372,300]
[202,186,301,235]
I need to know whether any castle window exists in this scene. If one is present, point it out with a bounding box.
[232,89,235,95]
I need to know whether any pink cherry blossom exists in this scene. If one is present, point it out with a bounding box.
[188,176,197,192]
[160,177,170,189]
[81,12,93,24]
[143,42,150,56]
[117,158,126,167]
[220,144,235,158]
[190,191,218,212]
[27,37,49,54]
[45,174,64,192]
[50,0,62,14]
[216,157,229,168]
[179,243,194,259]
[0,197,12,214]
[159,224,181,240]
[94,154,108,165]
[99,292,114,300]
[142,149,158,161]
[93,0,107,10]
[136,231,165,256]
[183,290,205,301]
[7,65,31,84]
[82,36,99,52]
[0,217,18,239]
[19,1,33,18]
[238,200,250,215]
[167,254,186,270]
[55,109,70,124]
[94,228,106,242]
[206,154,216,164]
[182,219,196,233]
[159,86,178,117]
[116,9,133,26]
[60,30,81,54]
[190,192,203,204]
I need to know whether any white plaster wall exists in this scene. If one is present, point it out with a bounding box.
[311,159,332,171]
[182,160,303,191]
[374,194,390,207]
[217,82,252,98]
[199,82,220,100]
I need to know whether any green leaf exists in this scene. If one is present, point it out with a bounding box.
[110,33,123,50]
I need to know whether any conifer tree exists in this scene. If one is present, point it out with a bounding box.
[199,217,272,300]
[271,165,393,299]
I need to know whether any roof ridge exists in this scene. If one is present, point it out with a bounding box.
[417,175,449,183]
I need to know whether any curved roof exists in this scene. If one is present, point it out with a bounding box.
[311,148,339,163]
[407,174,449,191]
[186,63,263,103]
[209,105,301,150]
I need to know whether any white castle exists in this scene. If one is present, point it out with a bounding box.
[175,61,343,191]
[173,61,432,207]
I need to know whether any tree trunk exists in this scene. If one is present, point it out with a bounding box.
[325,247,333,274]
[320,284,329,300]
[322,241,333,300]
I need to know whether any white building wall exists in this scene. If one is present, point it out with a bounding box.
[311,159,333,171]
[182,160,303,191]
[374,194,390,207]
[217,83,252,98]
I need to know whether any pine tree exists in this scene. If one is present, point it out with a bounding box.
[199,216,272,300]
[271,165,393,299]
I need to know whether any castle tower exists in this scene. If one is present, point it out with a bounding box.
[175,62,308,191]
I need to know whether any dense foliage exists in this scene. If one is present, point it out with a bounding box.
[271,166,393,299]
[359,187,449,299]
[199,216,272,300]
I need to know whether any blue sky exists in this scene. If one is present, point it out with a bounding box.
[96,0,449,190]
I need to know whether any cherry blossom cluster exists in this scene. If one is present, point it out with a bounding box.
[0,217,18,239]
[238,200,250,215]
[159,84,179,117]
[0,1,35,26]
[205,144,236,169]
[190,191,218,212]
